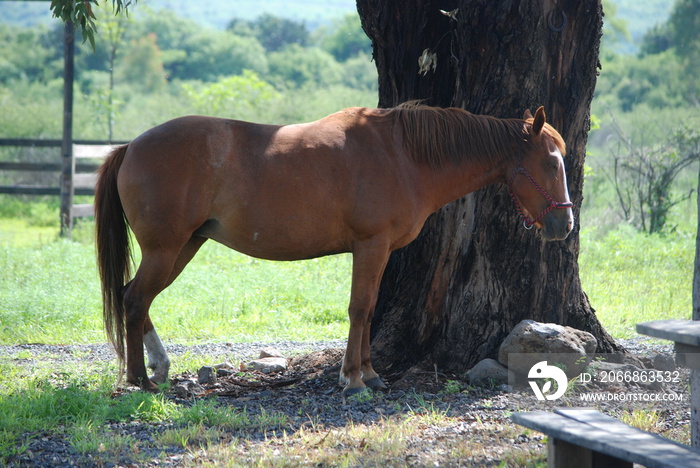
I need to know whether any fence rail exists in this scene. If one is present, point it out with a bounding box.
[0,138,128,223]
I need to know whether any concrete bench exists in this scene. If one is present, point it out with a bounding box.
[637,319,700,447]
[511,408,700,468]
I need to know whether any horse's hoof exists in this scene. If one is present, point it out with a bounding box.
[342,385,368,398]
[364,376,387,391]
[150,374,168,385]
[143,381,160,393]
[131,377,159,393]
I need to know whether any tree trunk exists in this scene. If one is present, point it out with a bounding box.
[356,0,619,377]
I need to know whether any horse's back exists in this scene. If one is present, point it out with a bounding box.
[116,110,423,260]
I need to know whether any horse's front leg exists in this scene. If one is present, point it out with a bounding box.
[144,317,170,384]
[360,312,387,391]
[341,241,390,396]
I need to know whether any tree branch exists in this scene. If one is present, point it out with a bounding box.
[50,0,135,49]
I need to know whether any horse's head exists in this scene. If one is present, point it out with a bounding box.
[507,107,574,241]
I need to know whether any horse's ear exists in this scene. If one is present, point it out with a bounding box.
[532,106,546,136]
[523,109,533,120]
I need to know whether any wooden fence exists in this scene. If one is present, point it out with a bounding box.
[0,138,128,230]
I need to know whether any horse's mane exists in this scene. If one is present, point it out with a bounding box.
[389,102,566,169]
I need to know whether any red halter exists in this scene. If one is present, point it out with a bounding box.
[508,166,573,229]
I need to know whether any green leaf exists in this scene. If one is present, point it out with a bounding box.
[49,1,136,51]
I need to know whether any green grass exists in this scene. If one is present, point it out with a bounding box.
[579,223,695,338]
[1,208,351,345]
[0,362,294,465]
[0,198,695,466]
[1,196,696,343]
[0,218,59,247]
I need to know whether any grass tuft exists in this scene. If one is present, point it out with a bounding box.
[579,224,694,338]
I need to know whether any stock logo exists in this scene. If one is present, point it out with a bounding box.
[528,361,568,401]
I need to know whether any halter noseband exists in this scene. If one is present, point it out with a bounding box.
[508,166,573,229]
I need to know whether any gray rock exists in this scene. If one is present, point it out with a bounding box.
[244,357,288,373]
[467,358,514,387]
[197,366,218,384]
[213,361,235,370]
[174,383,190,399]
[498,320,597,378]
[653,353,676,372]
[259,347,285,359]
[589,361,663,390]
[175,380,205,398]
[213,362,237,377]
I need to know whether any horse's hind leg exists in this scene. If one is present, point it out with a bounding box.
[142,236,208,386]
[143,317,169,384]
[123,249,180,390]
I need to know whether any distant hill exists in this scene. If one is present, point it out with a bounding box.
[0,0,675,49]
[0,0,357,30]
[613,0,675,53]
[148,0,357,29]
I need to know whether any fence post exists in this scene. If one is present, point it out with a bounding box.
[60,21,75,237]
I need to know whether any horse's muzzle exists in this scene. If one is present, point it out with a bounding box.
[541,210,574,241]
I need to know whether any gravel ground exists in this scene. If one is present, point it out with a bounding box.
[0,337,690,467]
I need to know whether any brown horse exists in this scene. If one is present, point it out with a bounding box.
[95,103,573,396]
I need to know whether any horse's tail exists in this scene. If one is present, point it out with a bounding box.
[95,144,131,370]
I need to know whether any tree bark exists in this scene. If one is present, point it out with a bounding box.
[356,0,619,377]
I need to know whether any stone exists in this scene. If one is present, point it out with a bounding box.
[589,361,663,391]
[213,362,236,377]
[244,357,288,373]
[653,353,676,372]
[498,319,597,378]
[214,361,235,370]
[174,383,189,399]
[467,358,514,387]
[197,366,217,384]
[259,347,285,359]
[174,380,205,398]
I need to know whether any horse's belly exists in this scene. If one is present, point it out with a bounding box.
[196,217,350,261]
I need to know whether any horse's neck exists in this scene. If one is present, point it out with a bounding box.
[418,154,508,214]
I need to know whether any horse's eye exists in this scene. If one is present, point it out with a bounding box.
[546,159,559,171]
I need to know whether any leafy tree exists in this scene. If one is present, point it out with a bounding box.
[668,0,700,56]
[167,29,268,82]
[638,0,699,106]
[340,53,377,91]
[268,44,341,89]
[121,33,166,92]
[668,0,700,105]
[182,70,278,116]
[608,117,700,233]
[320,13,372,62]
[228,14,309,52]
[595,51,685,112]
[94,1,130,139]
[50,0,102,49]
[128,8,200,53]
[601,0,631,53]
[0,24,60,83]
[640,22,673,56]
